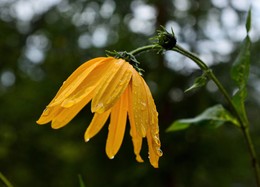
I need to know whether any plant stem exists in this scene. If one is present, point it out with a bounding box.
[0,172,13,187]
[130,44,160,56]
[129,43,260,186]
[172,44,260,187]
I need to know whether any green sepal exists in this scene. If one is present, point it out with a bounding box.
[167,105,240,132]
[185,73,208,93]
[151,26,177,51]
[106,50,144,75]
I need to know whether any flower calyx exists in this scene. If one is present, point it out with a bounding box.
[106,50,144,75]
[153,27,177,51]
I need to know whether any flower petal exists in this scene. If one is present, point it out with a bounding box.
[127,84,144,163]
[142,78,162,168]
[51,92,94,129]
[84,109,111,141]
[146,130,161,168]
[36,106,62,124]
[131,70,149,137]
[49,57,109,107]
[105,88,128,159]
[61,58,115,108]
[91,59,133,113]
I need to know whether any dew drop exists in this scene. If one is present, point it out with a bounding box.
[62,100,75,108]
[157,148,163,156]
[85,138,90,142]
[96,102,104,109]
[119,80,124,86]
[153,135,161,145]
[43,108,50,115]
[141,101,147,107]
[109,155,115,159]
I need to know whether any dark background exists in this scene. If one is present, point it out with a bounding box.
[1,0,260,186]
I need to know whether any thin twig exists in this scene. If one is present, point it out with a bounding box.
[0,172,13,187]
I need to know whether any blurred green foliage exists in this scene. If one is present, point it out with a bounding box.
[1,0,260,186]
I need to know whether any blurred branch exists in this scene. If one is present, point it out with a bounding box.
[0,172,13,187]
[172,44,260,187]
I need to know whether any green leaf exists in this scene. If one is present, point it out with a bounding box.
[167,105,239,132]
[78,175,86,187]
[185,73,208,92]
[246,8,251,33]
[231,36,250,90]
[231,11,251,123]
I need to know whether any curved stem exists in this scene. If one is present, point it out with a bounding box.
[127,42,260,186]
[0,172,13,187]
[129,43,260,185]
[173,45,238,117]
[172,44,260,187]
[130,44,160,56]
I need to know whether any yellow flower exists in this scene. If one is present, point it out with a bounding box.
[37,57,162,168]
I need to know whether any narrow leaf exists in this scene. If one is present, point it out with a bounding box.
[167,105,239,132]
[185,73,207,92]
[246,8,251,33]
[78,175,86,187]
[231,36,250,90]
[231,14,251,123]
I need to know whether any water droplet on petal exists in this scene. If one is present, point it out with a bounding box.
[85,138,90,142]
[118,80,123,85]
[157,148,163,156]
[153,134,161,145]
[141,101,146,107]
[109,155,115,159]
[43,108,50,116]
[62,100,76,108]
[96,103,104,110]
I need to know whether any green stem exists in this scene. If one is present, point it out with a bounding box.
[173,45,237,116]
[0,172,13,187]
[172,44,260,187]
[130,44,160,56]
[128,43,260,186]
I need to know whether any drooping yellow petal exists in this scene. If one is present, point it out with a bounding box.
[37,57,114,125]
[131,70,149,137]
[84,109,111,141]
[51,92,94,129]
[36,106,63,124]
[92,59,133,113]
[146,130,161,168]
[142,78,162,168]
[49,57,109,107]
[105,88,128,159]
[61,58,116,108]
[127,84,144,163]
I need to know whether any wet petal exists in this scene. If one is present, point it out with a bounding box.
[84,109,111,141]
[36,106,62,124]
[51,92,94,129]
[61,59,115,108]
[49,57,109,107]
[146,130,161,168]
[131,70,149,137]
[142,78,162,168]
[105,88,128,159]
[92,59,132,113]
[127,84,144,163]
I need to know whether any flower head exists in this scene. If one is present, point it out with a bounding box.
[37,57,162,168]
